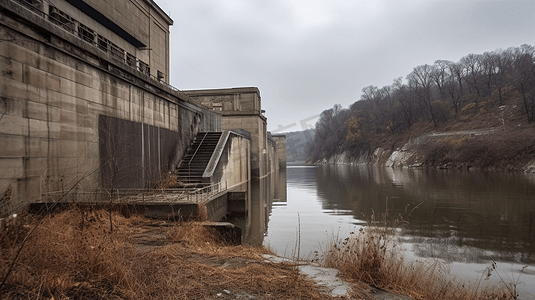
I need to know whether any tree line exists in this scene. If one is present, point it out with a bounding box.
[308,44,535,162]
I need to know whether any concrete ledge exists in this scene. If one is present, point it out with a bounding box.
[204,192,228,221]
[202,222,242,245]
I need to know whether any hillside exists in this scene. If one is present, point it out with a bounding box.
[304,45,535,172]
[284,129,315,164]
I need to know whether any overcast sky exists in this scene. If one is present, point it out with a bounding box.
[153,0,535,133]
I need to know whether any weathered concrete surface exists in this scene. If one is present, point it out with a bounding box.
[0,1,221,216]
[298,265,353,298]
[29,188,233,221]
[16,0,171,83]
[204,192,229,221]
[184,88,280,179]
[271,134,287,169]
[203,131,251,189]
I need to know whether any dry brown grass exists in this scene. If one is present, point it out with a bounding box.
[323,217,515,300]
[0,208,348,299]
[0,208,143,299]
[150,172,180,190]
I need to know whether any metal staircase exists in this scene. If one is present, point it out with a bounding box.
[176,132,222,187]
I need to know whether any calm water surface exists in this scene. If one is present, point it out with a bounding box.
[263,165,535,299]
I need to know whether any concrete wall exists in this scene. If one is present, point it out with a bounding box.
[0,1,220,216]
[184,88,275,178]
[223,115,267,178]
[205,132,250,189]
[25,0,170,82]
[190,87,263,115]
[271,135,287,169]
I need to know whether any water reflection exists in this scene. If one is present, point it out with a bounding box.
[264,165,535,298]
[314,165,535,264]
[233,170,287,247]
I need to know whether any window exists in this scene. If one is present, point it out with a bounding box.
[110,42,125,62]
[126,53,136,68]
[97,34,109,52]
[78,24,95,44]
[49,6,75,33]
[213,103,223,111]
[138,60,149,75]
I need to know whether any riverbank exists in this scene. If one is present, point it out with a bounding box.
[308,99,535,172]
[0,208,371,299]
[1,207,517,299]
[316,124,535,173]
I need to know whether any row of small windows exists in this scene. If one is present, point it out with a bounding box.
[13,0,163,81]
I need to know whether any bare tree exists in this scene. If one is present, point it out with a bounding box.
[408,64,438,127]
[461,53,484,101]
[493,48,514,106]
[512,44,535,123]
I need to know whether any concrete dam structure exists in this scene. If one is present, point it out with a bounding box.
[0,0,286,219]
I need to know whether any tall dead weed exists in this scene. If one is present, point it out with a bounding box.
[0,208,140,299]
[323,213,514,300]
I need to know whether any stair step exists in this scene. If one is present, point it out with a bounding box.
[173,132,223,189]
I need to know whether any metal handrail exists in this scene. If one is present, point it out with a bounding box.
[188,133,208,165]
[40,179,247,204]
[186,132,208,179]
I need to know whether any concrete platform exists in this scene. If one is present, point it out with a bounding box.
[30,190,247,222]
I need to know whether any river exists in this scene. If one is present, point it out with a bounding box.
[257,165,535,299]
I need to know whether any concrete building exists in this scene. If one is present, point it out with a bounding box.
[0,0,222,216]
[184,88,286,179]
[271,134,287,169]
[0,0,285,218]
[16,0,172,82]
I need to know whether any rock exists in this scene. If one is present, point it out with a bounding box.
[524,160,535,173]
[370,288,414,300]
[297,264,353,298]
[262,255,352,298]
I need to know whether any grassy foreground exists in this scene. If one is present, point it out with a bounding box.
[1,208,515,299]
[0,208,363,299]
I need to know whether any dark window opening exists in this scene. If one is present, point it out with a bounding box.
[126,53,136,68]
[110,42,125,62]
[13,0,45,17]
[157,70,164,81]
[97,34,109,52]
[65,0,146,48]
[78,23,95,44]
[49,6,75,33]
[138,60,149,75]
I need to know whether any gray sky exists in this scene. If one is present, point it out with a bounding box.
[154,0,535,133]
